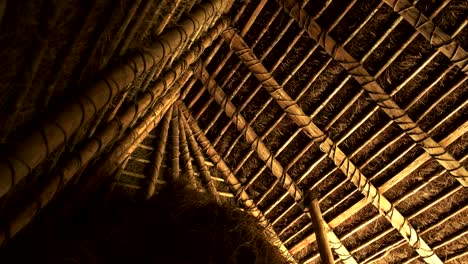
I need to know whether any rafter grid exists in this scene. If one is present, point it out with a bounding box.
[1,0,467,263]
[178,0,467,263]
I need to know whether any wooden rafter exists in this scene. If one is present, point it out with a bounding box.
[291,119,468,258]
[178,110,198,189]
[0,68,192,246]
[0,0,233,199]
[183,0,250,107]
[145,107,172,198]
[274,0,468,187]
[223,28,443,264]
[383,0,468,74]
[177,101,297,263]
[170,106,181,182]
[183,111,220,202]
[277,54,467,254]
[198,66,358,264]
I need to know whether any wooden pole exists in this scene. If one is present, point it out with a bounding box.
[383,0,468,74]
[177,101,298,264]
[290,120,468,256]
[223,27,442,264]
[0,70,191,247]
[145,108,172,199]
[178,110,198,189]
[170,106,180,182]
[182,113,220,203]
[197,66,357,264]
[273,0,468,188]
[306,196,334,264]
[0,0,232,199]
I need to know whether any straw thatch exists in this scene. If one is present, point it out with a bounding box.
[0,0,467,263]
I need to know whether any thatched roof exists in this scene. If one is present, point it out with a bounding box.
[0,0,467,263]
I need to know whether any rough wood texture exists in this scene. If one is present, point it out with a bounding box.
[0,68,193,247]
[198,66,358,264]
[0,0,232,199]
[307,197,334,264]
[223,28,443,264]
[170,106,180,182]
[178,110,198,189]
[383,0,468,73]
[275,0,468,188]
[178,101,298,264]
[145,108,172,199]
[183,113,220,202]
[291,119,468,256]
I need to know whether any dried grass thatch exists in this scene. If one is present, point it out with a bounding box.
[0,0,467,263]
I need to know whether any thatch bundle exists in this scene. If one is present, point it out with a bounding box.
[0,0,466,263]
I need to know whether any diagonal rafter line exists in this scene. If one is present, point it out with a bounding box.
[290,119,468,257]
[197,66,358,264]
[222,28,443,264]
[275,0,468,187]
[0,0,233,199]
[177,101,298,264]
[183,109,221,203]
[383,0,468,74]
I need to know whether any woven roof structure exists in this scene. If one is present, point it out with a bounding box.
[0,0,467,263]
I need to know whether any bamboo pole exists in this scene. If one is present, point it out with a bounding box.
[154,0,184,36]
[211,0,358,154]
[383,0,468,73]
[197,67,357,264]
[305,196,334,264]
[102,0,143,65]
[128,17,230,126]
[290,119,468,256]
[363,203,468,263]
[145,108,172,199]
[267,12,468,243]
[275,0,468,187]
[171,106,180,182]
[0,0,232,199]
[306,19,467,212]
[270,73,467,240]
[184,1,249,108]
[0,70,191,247]
[218,2,362,190]
[139,0,218,95]
[118,0,154,55]
[223,28,442,264]
[183,112,220,203]
[178,109,198,189]
[178,101,298,264]
[139,0,168,39]
[98,13,229,135]
[188,0,286,110]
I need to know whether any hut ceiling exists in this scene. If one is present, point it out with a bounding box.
[0,0,466,263]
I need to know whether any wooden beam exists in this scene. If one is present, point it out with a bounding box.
[383,0,468,73]
[306,196,334,264]
[183,113,220,203]
[291,119,468,255]
[0,69,192,247]
[146,107,172,199]
[170,106,181,182]
[178,101,298,263]
[281,0,468,187]
[197,66,358,264]
[0,0,232,199]
[223,28,442,264]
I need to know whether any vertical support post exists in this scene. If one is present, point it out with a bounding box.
[306,197,334,264]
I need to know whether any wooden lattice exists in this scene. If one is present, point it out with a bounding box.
[0,0,466,263]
